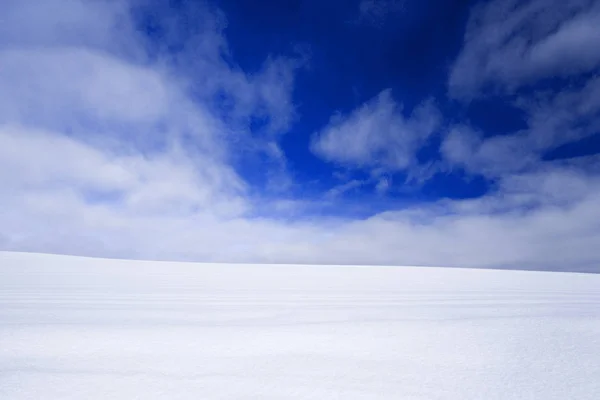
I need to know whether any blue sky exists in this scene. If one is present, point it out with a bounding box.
[1,0,599,271]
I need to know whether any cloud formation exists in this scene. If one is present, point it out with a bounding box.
[444,0,600,182]
[311,90,440,175]
[0,0,293,255]
[449,0,600,98]
[0,0,599,272]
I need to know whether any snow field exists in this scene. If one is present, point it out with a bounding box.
[1,252,599,399]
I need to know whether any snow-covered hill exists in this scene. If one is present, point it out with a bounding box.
[1,251,599,399]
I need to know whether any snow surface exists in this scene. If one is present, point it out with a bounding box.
[1,251,599,399]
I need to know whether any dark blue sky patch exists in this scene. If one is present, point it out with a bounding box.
[543,132,600,162]
[132,0,600,216]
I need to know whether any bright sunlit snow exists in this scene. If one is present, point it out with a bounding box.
[1,251,599,399]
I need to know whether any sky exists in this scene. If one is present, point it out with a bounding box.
[0,0,599,272]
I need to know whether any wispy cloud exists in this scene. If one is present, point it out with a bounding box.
[0,0,294,255]
[310,89,440,175]
[443,63,600,181]
[449,0,600,98]
[443,0,600,187]
[0,0,599,272]
[325,179,366,199]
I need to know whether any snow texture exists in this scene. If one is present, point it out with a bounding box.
[1,251,599,399]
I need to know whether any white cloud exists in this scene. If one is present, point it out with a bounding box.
[0,0,134,52]
[445,0,600,181]
[523,76,600,150]
[0,0,289,254]
[375,177,390,194]
[442,74,600,179]
[325,179,366,199]
[145,1,303,138]
[0,48,169,127]
[449,0,600,97]
[0,125,247,216]
[3,121,600,272]
[0,0,599,272]
[441,126,537,177]
[4,126,600,272]
[311,90,440,173]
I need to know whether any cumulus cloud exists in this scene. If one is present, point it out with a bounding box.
[310,90,440,174]
[449,0,600,97]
